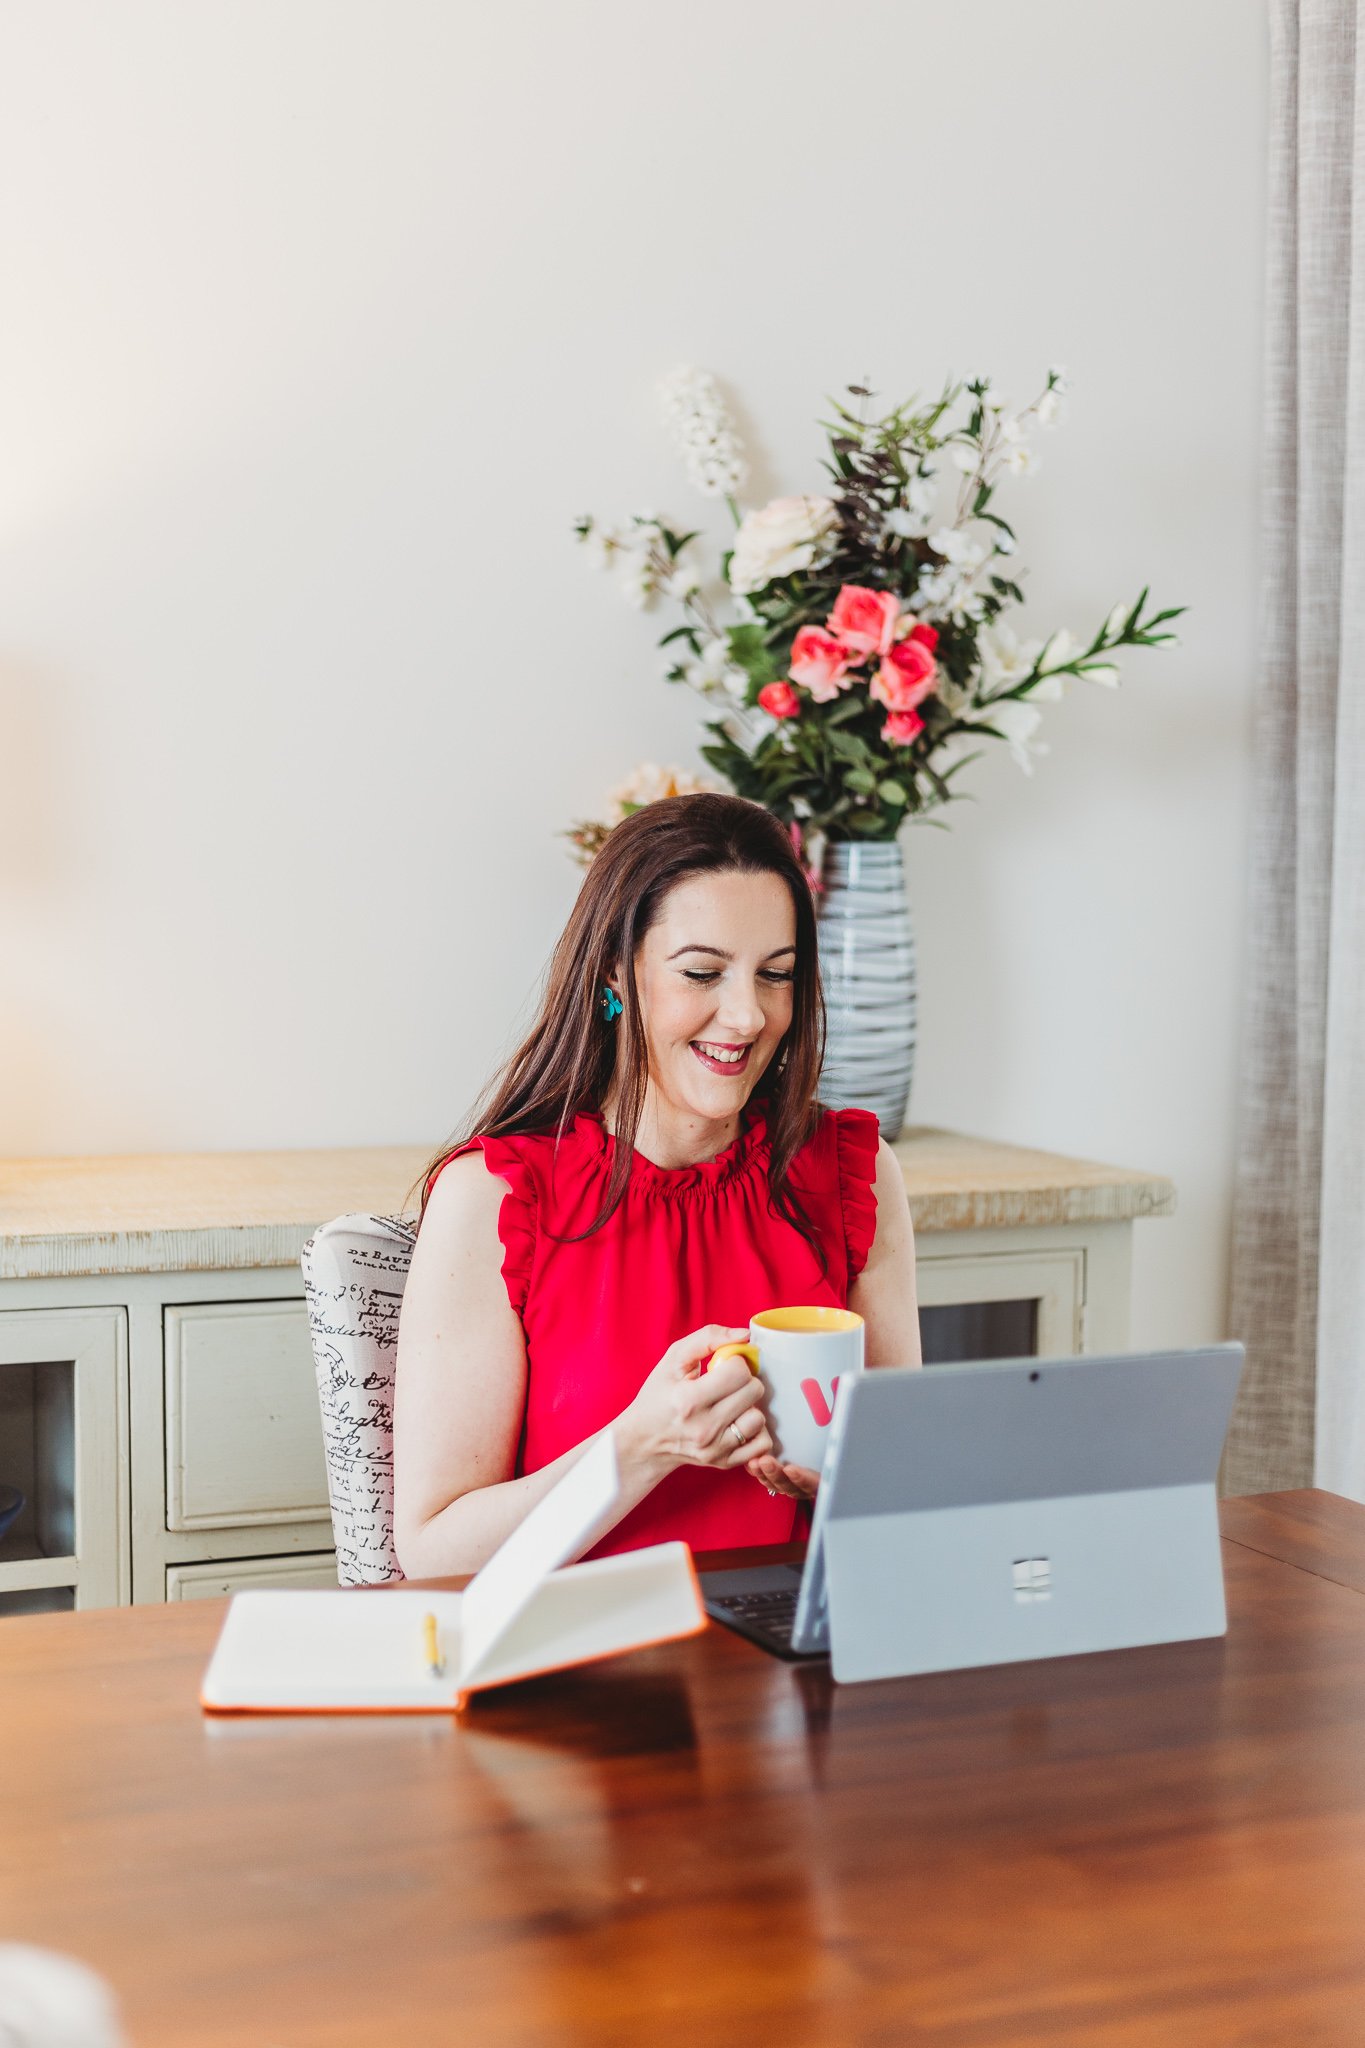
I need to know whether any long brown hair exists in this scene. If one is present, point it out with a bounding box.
[416,792,828,1253]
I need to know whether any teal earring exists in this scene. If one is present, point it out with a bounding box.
[600,984,623,1023]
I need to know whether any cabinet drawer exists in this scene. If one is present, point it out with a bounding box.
[164,1301,329,1531]
[166,1552,338,1600]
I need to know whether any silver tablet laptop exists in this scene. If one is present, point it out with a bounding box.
[703,1344,1245,1682]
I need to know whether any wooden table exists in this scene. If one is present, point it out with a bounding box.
[4,1491,1360,2048]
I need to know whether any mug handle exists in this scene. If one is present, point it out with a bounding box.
[709,1341,759,1375]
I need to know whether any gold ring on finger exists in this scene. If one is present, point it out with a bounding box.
[727,1419,747,1449]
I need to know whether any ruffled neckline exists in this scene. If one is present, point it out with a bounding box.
[575,1105,770,1197]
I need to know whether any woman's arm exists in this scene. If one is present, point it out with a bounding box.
[393,1154,772,1577]
[850,1138,923,1368]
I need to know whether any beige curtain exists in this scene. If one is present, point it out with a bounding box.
[1223,0,1365,1498]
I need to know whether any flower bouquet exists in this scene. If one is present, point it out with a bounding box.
[575,367,1182,853]
[572,367,1182,1135]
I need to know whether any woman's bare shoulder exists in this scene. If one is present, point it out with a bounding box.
[414,1150,507,1253]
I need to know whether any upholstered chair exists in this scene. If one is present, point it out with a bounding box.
[301,1213,416,1585]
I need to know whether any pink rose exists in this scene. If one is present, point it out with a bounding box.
[788,626,854,703]
[828,584,902,657]
[906,621,939,652]
[870,638,938,714]
[758,680,801,719]
[882,708,926,746]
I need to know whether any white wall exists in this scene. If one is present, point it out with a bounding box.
[0,1,1266,1351]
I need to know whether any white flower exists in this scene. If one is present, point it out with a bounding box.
[608,762,713,815]
[1048,364,1070,392]
[1104,601,1131,639]
[907,474,937,524]
[993,528,1016,555]
[1004,443,1038,476]
[886,476,938,539]
[978,381,1009,413]
[917,564,960,610]
[883,506,920,539]
[665,558,701,601]
[1029,671,1068,702]
[1038,628,1077,673]
[1080,662,1121,687]
[999,416,1024,445]
[978,624,1043,692]
[658,365,748,499]
[615,551,655,609]
[928,527,988,570]
[950,445,979,474]
[1036,389,1063,427]
[727,494,839,594]
[681,635,747,699]
[983,699,1048,775]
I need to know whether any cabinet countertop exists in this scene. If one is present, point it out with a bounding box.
[0,1133,1175,1281]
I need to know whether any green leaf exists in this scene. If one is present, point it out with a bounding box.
[726,622,781,688]
[844,768,877,793]
[878,780,908,806]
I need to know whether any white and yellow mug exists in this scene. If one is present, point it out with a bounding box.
[712,1307,865,1471]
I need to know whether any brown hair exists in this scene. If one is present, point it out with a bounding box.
[416,791,827,1254]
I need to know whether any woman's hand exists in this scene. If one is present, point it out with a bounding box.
[746,1454,820,1502]
[616,1325,773,1479]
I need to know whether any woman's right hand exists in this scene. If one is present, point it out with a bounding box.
[616,1325,773,1479]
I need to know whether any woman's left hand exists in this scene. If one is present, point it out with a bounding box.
[746,1453,819,1502]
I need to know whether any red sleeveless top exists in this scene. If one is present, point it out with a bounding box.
[433,1104,879,1558]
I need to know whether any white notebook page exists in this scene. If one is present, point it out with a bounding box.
[459,1431,620,1686]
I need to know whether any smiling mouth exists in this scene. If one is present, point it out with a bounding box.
[690,1040,753,1074]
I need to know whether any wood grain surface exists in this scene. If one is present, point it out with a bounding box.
[1219,1486,1365,1595]
[2,1491,1364,2047]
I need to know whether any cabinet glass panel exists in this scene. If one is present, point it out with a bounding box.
[0,1586,75,1618]
[920,1298,1039,1365]
[0,1359,76,1563]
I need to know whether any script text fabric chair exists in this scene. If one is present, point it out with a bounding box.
[301,1212,416,1585]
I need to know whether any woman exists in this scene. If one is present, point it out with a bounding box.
[394,792,921,1576]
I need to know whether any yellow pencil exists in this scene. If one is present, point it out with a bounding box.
[422,1611,444,1677]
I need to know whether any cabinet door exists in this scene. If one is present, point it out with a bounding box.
[165,1552,338,1600]
[915,1250,1083,1363]
[164,1301,330,1530]
[0,1308,127,1610]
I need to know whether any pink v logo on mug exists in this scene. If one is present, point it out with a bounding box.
[799,1377,840,1427]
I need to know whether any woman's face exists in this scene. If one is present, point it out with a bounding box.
[624,868,798,1126]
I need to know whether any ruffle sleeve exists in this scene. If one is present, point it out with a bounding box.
[833,1106,881,1280]
[425,1135,539,1318]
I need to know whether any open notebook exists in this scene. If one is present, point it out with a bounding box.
[201,1435,705,1714]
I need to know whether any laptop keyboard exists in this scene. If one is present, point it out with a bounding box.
[711,1587,799,1642]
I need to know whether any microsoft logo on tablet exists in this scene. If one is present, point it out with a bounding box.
[1012,1558,1052,1604]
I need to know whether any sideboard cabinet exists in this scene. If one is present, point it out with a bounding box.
[0,1135,1173,1614]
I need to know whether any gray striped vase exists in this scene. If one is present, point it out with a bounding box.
[816,840,917,1140]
